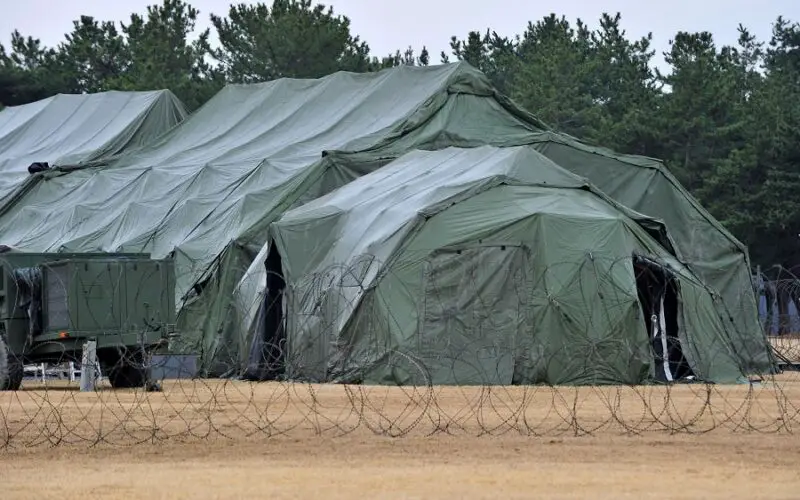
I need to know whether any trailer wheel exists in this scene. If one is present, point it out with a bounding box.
[107,350,149,389]
[0,335,23,391]
[0,334,7,389]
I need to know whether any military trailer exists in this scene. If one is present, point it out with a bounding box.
[0,253,177,390]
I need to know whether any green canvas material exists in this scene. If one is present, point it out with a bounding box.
[0,90,187,207]
[272,146,761,385]
[0,62,767,377]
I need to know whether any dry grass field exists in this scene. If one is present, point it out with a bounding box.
[1,369,799,499]
[2,431,798,499]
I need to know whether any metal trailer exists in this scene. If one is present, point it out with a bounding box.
[0,253,177,390]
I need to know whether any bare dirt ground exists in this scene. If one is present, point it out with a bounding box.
[1,372,799,499]
[2,432,798,499]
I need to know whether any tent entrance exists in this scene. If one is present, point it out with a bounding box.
[263,242,287,378]
[244,241,286,381]
[633,256,694,383]
[417,244,531,385]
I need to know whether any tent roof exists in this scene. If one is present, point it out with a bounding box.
[282,146,597,221]
[103,61,525,172]
[282,145,585,220]
[0,89,187,204]
[272,145,675,279]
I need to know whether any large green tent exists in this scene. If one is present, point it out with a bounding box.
[304,130,769,375]
[269,146,753,385]
[0,90,187,207]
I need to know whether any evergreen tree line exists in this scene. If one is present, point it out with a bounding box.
[1,0,798,269]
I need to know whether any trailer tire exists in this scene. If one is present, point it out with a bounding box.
[0,335,23,391]
[0,334,7,389]
[107,350,149,389]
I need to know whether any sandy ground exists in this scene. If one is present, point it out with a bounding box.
[2,433,798,499]
[1,372,800,499]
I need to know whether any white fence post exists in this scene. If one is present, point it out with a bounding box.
[79,340,97,392]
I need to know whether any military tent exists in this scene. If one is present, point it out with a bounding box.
[0,90,187,206]
[268,146,752,385]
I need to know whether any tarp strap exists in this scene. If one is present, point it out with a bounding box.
[657,296,673,382]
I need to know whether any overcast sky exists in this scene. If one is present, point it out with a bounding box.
[2,0,798,70]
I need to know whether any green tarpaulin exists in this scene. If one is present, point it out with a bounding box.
[0,62,768,377]
[270,146,758,385]
[0,90,187,206]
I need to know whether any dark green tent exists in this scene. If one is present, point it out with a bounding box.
[271,146,752,385]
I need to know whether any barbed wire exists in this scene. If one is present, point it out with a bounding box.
[0,252,798,451]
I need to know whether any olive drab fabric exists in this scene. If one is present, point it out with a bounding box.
[0,90,187,206]
[523,134,770,374]
[0,62,768,377]
[271,146,759,385]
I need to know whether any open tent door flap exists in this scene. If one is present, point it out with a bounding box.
[633,255,696,383]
